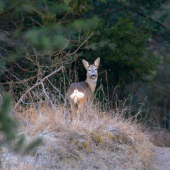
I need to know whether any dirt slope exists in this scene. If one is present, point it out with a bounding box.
[150,146,170,170]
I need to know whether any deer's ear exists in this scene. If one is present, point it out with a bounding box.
[94,57,100,68]
[82,59,90,70]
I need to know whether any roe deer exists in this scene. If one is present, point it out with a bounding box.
[67,57,100,114]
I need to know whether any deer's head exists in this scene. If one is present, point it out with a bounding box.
[82,58,100,81]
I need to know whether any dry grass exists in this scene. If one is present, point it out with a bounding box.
[1,102,154,170]
[149,128,170,147]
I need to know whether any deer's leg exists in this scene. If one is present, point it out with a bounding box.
[86,100,93,120]
[78,102,86,120]
[69,100,78,120]
[71,104,77,114]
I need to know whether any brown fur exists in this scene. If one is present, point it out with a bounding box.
[67,82,92,112]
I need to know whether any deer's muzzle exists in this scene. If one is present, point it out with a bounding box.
[91,74,96,79]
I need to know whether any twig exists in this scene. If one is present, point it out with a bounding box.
[41,82,55,110]
[0,7,16,17]
[99,7,126,17]
[0,76,37,85]
[0,29,11,35]
[13,66,65,110]
[1,66,41,100]
[129,8,168,29]
[152,83,170,96]
[2,67,24,83]
[31,17,43,27]
[57,10,69,24]
[129,74,135,116]
[61,32,93,61]
[47,78,64,100]
[0,53,37,73]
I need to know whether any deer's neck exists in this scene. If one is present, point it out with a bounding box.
[85,77,97,93]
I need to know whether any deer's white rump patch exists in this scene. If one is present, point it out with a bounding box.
[70,90,84,104]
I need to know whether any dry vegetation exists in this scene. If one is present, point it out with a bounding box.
[0,69,162,169]
[149,128,170,147]
[1,65,170,169]
[1,99,155,170]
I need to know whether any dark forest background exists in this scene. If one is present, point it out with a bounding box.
[1,0,170,131]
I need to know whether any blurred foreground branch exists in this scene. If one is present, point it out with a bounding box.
[0,93,42,153]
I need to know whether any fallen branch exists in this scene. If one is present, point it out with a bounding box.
[13,66,65,111]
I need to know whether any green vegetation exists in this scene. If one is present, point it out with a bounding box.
[0,93,42,153]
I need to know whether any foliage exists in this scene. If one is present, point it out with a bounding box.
[0,93,42,153]
[0,93,17,144]
[132,49,170,130]
[81,16,158,89]
[0,0,164,90]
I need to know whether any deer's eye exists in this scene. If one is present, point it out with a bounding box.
[88,70,91,71]
[95,69,97,70]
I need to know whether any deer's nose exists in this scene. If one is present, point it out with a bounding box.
[91,74,96,78]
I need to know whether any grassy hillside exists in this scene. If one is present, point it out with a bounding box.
[1,101,154,170]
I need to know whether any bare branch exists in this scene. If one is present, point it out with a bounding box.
[2,66,43,101]
[13,66,65,111]
[0,76,37,85]
[0,53,37,73]
[61,32,93,61]
[129,9,169,30]
[2,67,27,85]
[41,82,55,110]
[0,29,11,35]
[47,78,64,100]
[0,7,16,17]
[99,7,126,17]
[57,10,69,24]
